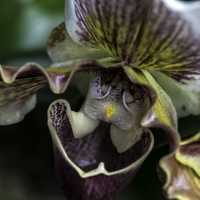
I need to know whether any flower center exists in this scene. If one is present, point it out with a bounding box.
[104,103,117,120]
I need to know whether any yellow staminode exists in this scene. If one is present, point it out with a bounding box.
[105,103,117,119]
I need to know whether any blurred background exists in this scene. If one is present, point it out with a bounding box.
[0,0,200,200]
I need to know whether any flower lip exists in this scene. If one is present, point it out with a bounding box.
[48,99,154,178]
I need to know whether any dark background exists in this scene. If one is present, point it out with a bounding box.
[0,0,199,200]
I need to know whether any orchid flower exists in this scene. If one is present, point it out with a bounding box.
[160,132,200,200]
[1,0,200,200]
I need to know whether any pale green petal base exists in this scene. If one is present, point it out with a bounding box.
[60,100,99,138]
[110,125,143,153]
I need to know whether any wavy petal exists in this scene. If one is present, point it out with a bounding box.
[0,73,45,125]
[0,63,70,94]
[0,60,106,94]
[0,62,81,124]
[65,0,200,80]
[0,94,36,126]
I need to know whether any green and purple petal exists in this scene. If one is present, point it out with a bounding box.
[64,0,200,80]
[0,64,46,125]
[160,132,200,200]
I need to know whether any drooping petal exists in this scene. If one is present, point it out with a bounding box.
[48,99,154,200]
[0,72,45,125]
[0,94,36,126]
[65,0,200,80]
[160,132,200,200]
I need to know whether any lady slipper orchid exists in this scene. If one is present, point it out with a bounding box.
[1,0,200,199]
